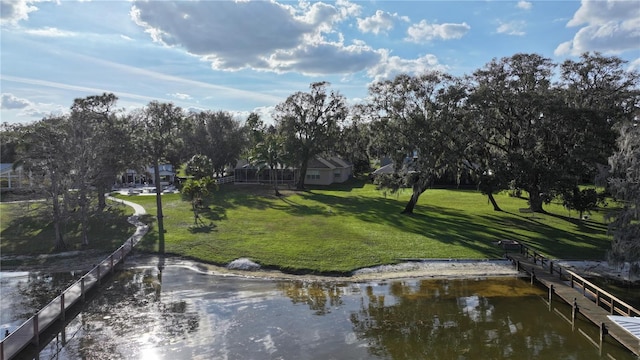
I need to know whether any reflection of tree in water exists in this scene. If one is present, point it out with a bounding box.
[277,281,344,315]
[15,272,79,319]
[59,268,200,359]
[350,279,591,359]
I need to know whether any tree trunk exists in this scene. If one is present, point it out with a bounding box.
[487,193,502,211]
[401,182,428,215]
[51,175,66,251]
[528,189,545,213]
[154,161,165,255]
[78,188,89,246]
[271,166,281,196]
[296,157,309,190]
[97,184,107,211]
[192,200,199,225]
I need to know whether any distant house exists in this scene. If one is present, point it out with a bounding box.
[0,163,30,190]
[304,156,352,185]
[117,164,175,187]
[234,156,352,185]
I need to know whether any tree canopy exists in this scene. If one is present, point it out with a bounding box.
[274,81,348,190]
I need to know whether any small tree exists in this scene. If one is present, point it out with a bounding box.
[562,187,601,219]
[181,177,215,225]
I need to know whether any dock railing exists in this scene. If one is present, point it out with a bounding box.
[514,244,640,318]
[0,215,148,360]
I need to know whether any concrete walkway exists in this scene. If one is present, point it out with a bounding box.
[107,195,146,216]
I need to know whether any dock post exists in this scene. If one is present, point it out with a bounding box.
[548,284,553,310]
[572,298,578,329]
[530,268,535,285]
[60,293,65,322]
[81,277,86,302]
[599,322,607,347]
[33,315,39,346]
[516,260,520,271]
[549,261,553,275]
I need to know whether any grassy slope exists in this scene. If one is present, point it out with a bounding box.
[0,200,135,255]
[120,178,612,274]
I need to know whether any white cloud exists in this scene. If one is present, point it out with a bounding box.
[496,21,526,36]
[629,58,640,72]
[264,40,382,76]
[0,0,38,26]
[357,10,408,35]
[517,1,532,11]
[130,0,375,76]
[406,20,470,43]
[555,0,640,56]
[168,92,192,100]
[1,93,32,109]
[367,52,446,82]
[0,93,65,120]
[24,26,77,37]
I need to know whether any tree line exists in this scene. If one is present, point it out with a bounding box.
[1,52,638,266]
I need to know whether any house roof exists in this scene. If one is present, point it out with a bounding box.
[371,163,395,176]
[0,163,20,175]
[308,156,352,169]
[235,156,351,170]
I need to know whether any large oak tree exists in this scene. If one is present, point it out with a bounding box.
[274,82,347,190]
[368,72,467,214]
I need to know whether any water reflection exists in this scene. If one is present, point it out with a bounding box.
[3,258,635,359]
[0,271,80,334]
[351,279,582,359]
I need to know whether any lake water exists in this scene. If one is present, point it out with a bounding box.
[1,257,636,359]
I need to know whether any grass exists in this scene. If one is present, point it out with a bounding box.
[0,178,614,274]
[109,178,614,275]
[0,200,135,257]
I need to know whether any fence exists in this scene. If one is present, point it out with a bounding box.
[0,215,148,360]
[214,176,235,184]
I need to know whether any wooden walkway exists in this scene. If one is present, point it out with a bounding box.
[0,198,148,360]
[507,249,640,357]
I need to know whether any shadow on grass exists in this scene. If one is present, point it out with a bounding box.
[1,203,136,255]
[188,222,217,234]
[288,191,505,257]
[488,211,611,259]
[292,190,611,260]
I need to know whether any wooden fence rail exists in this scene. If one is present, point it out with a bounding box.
[516,244,640,318]
[0,216,147,360]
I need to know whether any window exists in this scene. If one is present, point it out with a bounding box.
[334,170,341,179]
[306,170,320,180]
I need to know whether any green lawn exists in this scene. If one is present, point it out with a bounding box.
[113,178,613,274]
[0,200,135,256]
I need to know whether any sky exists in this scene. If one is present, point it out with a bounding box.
[1,0,639,125]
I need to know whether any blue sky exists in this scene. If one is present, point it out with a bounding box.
[1,0,638,125]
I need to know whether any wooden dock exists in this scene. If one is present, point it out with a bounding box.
[0,209,148,360]
[506,248,640,357]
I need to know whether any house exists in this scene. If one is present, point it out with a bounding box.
[117,164,176,187]
[234,156,352,185]
[0,163,30,190]
[304,156,352,185]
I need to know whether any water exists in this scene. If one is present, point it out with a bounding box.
[2,258,636,359]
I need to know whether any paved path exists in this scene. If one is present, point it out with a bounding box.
[107,195,146,216]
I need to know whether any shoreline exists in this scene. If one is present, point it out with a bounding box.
[2,251,638,284]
